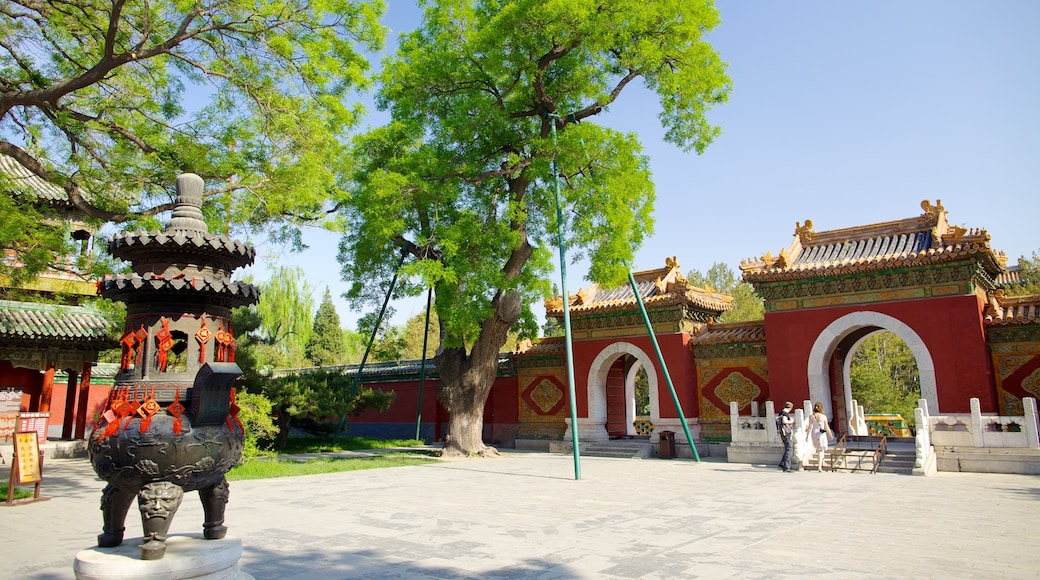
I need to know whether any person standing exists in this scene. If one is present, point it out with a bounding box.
[807,402,835,471]
[777,402,795,472]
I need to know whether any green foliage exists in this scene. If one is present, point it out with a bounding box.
[337,1,728,453]
[686,262,764,322]
[236,391,279,459]
[227,453,436,480]
[0,0,385,281]
[634,367,651,416]
[356,309,406,362]
[849,331,921,426]
[306,288,347,366]
[399,307,440,360]
[241,266,315,372]
[340,0,729,343]
[261,368,397,447]
[1004,249,1040,296]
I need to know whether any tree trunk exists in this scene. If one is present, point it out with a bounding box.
[434,289,522,457]
[276,410,292,450]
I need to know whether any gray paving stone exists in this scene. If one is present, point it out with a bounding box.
[2,453,1039,578]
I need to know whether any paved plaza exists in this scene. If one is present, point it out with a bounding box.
[2,451,1039,579]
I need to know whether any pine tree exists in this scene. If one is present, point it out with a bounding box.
[306,288,347,366]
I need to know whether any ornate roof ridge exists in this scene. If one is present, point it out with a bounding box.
[740,200,1005,282]
[544,257,732,317]
[689,319,766,345]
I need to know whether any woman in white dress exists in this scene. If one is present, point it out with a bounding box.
[808,402,835,471]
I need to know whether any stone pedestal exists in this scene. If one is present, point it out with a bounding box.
[74,534,251,580]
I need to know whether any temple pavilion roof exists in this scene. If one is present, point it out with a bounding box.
[740,200,1008,283]
[0,153,75,204]
[0,299,112,346]
[544,257,732,319]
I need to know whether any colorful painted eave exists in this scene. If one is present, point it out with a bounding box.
[689,320,766,346]
[544,257,733,318]
[740,200,1007,284]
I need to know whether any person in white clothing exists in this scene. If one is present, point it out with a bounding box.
[807,401,834,471]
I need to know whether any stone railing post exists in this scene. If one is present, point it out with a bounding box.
[970,398,984,448]
[1024,397,1039,449]
[729,401,740,443]
[914,402,930,468]
[765,400,777,443]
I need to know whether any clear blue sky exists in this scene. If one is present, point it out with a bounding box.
[249,1,1040,330]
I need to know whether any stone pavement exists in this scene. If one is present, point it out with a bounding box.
[2,451,1039,579]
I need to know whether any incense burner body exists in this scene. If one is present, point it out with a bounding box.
[90,174,258,560]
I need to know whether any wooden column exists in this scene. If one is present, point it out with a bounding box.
[39,362,56,412]
[62,369,78,439]
[75,363,93,439]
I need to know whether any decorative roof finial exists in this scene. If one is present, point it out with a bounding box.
[920,199,945,220]
[165,173,209,236]
[795,219,815,243]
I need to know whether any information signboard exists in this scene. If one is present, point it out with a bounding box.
[0,388,20,444]
[17,412,49,442]
[14,432,41,484]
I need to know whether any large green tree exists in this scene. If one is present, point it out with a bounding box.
[1005,249,1040,296]
[849,331,921,426]
[306,288,347,366]
[338,0,730,456]
[687,262,764,323]
[0,0,384,282]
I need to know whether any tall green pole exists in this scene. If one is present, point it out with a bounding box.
[549,113,582,480]
[414,286,433,441]
[333,250,406,441]
[627,271,700,461]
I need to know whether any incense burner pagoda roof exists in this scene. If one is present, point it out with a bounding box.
[689,320,766,346]
[740,200,1007,283]
[0,299,111,344]
[100,174,259,309]
[544,257,732,319]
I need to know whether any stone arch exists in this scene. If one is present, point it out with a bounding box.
[582,342,658,441]
[807,311,938,424]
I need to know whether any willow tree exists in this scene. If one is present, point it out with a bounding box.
[0,0,384,281]
[339,0,730,456]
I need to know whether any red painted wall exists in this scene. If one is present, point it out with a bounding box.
[351,375,519,444]
[765,295,996,413]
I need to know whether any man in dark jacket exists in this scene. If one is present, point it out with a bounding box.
[777,402,795,472]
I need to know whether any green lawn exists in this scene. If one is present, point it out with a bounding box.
[259,436,424,456]
[229,436,437,480]
[0,483,35,500]
[228,452,437,480]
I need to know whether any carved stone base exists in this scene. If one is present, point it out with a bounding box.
[74,534,251,580]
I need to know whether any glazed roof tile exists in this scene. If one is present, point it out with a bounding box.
[985,294,1040,326]
[512,336,566,358]
[0,153,70,202]
[0,299,111,342]
[544,258,732,318]
[741,200,1007,283]
[689,320,766,346]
